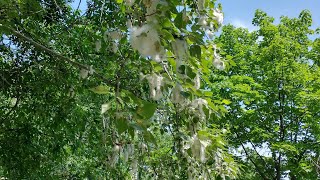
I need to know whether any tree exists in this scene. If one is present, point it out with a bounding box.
[0,0,239,179]
[214,10,320,179]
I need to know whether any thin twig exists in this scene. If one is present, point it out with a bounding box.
[0,73,10,86]
[235,131,269,180]
[76,0,82,12]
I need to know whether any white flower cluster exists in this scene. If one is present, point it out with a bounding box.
[213,45,225,70]
[197,5,224,39]
[183,134,211,163]
[129,0,168,62]
[130,24,164,61]
[109,143,136,167]
[127,1,169,101]
[79,65,94,79]
[213,9,224,25]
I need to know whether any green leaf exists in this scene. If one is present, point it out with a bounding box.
[186,65,196,79]
[174,12,185,29]
[143,131,157,145]
[178,64,186,74]
[229,60,236,66]
[222,99,232,105]
[123,90,140,103]
[90,85,110,94]
[190,45,201,59]
[161,18,172,28]
[115,118,128,134]
[129,121,145,131]
[161,29,175,41]
[180,91,191,98]
[203,91,213,97]
[137,101,157,119]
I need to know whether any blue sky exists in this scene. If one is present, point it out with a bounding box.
[70,0,320,31]
[218,0,320,31]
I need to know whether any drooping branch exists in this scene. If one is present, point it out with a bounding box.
[0,24,115,86]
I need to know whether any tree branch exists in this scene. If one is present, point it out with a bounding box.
[0,24,115,86]
[0,73,10,86]
[235,131,269,180]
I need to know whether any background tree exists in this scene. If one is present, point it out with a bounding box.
[214,9,320,179]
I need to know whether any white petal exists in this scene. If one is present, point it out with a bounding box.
[101,103,111,114]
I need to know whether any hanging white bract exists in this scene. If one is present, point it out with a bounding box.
[190,134,211,163]
[103,30,121,53]
[190,98,208,120]
[126,19,133,29]
[10,98,17,107]
[104,30,121,42]
[206,29,214,39]
[89,65,94,75]
[213,56,225,70]
[199,8,223,32]
[171,83,184,104]
[197,0,205,11]
[123,143,135,162]
[212,9,224,25]
[172,38,188,76]
[213,45,225,70]
[107,30,122,41]
[79,68,89,79]
[130,159,138,180]
[110,144,121,167]
[146,73,164,100]
[188,166,196,180]
[194,73,201,90]
[198,15,208,26]
[153,53,166,62]
[95,40,101,52]
[112,42,118,53]
[172,38,188,60]
[130,24,164,60]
